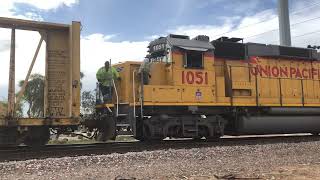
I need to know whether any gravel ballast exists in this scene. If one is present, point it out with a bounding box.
[1,137,320,179]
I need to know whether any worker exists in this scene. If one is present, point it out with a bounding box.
[96,61,120,102]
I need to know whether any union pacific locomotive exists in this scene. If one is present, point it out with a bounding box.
[91,34,320,141]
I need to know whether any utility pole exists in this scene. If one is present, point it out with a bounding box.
[278,0,291,46]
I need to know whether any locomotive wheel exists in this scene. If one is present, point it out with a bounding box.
[23,127,50,147]
[0,127,19,146]
[95,115,116,141]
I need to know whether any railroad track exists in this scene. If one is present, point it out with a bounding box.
[1,134,320,162]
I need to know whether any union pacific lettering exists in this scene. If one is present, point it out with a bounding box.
[250,65,320,79]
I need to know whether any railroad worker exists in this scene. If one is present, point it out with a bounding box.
[96,61,120,102]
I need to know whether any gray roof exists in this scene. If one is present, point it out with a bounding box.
[167,37,214,50]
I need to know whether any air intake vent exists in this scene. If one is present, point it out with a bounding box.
[192,35,210,42]
[168,34,190,40]
[279,46,311,59]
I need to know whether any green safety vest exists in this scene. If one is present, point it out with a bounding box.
[96,66,119,86]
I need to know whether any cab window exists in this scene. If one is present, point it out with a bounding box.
[184,50,203,68]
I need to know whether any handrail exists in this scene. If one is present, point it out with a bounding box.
[132,71,136,120]
[112,79,119,116]
[140,71,144,118]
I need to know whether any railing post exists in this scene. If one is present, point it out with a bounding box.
[7,28,15,118]
[301,79,305,106]
[140,70,144,118]
[112,79,119,117]
[229,66,233,106]
[278,78,283,106]
[132,71,136,120]
[254,67,259,106]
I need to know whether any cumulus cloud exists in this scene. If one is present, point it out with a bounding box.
[80,33,148,90]
[0,0,78,19]
[14,0,78,10]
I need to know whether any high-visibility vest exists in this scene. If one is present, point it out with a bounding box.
[96,67,119,86]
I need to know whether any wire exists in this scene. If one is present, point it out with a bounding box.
[244,15,320,39]
[268,29,320,45]
[294,29,320,38]
[213,0,320,38]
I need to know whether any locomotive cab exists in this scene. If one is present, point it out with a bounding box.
[142,34,216,104]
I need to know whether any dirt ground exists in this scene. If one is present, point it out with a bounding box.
[1,136,320,179]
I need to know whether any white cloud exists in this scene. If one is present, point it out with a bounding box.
[0,30,45,87]
[0,0,78,15]
[0,0,79,98]
[166,2,320,48]
[14,0,78,10]
[0,0,78,21]
[1,0,320,96]
[80,33,148,90]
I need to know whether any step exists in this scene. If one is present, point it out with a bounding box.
[185,129,198,132]
[116,131,133,135]
[116,123,131,127]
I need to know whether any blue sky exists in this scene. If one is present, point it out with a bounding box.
[0,0,320,96]
[12,0,278,41]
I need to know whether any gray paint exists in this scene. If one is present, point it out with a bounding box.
[278,0,292,46]
[237,115,320,134]
[167,37,214,50]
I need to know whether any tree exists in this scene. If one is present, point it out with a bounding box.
[80,72,96,114]
[80,72,84,90]
[19,74,44,117]
[81,90,95,114]
[0,101,23,117]
[18,72,85,117]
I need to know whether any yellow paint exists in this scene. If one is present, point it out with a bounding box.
[110,53,320,108]
[96,104,115,108]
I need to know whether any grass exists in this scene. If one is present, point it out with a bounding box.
[48,135,137,145]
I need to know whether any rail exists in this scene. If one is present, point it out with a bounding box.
[1,135,318,162]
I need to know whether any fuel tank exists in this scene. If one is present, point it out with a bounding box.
[266,107,320,115]
[236,108,320,134]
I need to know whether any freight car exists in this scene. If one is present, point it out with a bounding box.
[0,17,80,146]
[93,34,320,141]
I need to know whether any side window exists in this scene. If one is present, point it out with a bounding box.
[184,50,203,68]
[165,48,172,63]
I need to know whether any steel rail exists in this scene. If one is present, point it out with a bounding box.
[0,134,319,162]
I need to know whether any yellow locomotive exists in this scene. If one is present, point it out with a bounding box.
[94,34,320,140]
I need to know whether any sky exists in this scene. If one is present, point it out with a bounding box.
[0,0,320,99]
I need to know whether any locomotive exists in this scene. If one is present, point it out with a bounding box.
[92,34,320,141]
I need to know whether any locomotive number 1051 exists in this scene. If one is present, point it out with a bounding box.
[182,71,208,85]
